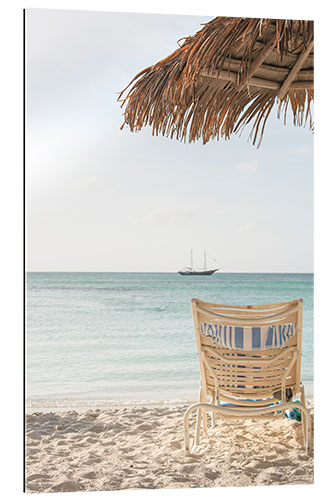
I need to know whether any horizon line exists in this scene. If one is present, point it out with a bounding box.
[25,270,314,274]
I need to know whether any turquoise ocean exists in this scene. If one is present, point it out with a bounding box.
[26,273,314,409]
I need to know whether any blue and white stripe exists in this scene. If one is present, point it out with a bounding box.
[200,323,297,350]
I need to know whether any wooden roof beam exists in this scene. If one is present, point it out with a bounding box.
[202,69,279,89]
[236,35,277,91]
[290,81,313,90]
[202,69,313,91]
[254,39,314,65]
[277,40,314,100]
[210,56,313,78]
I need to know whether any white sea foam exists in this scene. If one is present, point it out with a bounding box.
[25,398,196,413]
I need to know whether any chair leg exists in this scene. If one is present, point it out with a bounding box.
[292,400,312,451]
[185,402,213,453]
[300,385,306,447]
[184,402,205,453]
[194,386,205,446]
[194,407,202,447]
[210,394,216,428]
[299,385,312,451]
[202,389,208,436]
[184,407,191,454]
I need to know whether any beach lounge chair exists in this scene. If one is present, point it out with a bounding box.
[184,298,312,453]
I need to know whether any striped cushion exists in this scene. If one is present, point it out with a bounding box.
[200,323,297,350]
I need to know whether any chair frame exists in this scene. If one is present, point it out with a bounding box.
[184,298,312,453]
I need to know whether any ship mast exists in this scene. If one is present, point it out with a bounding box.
[204,250,207,270]
[190,249,193,271]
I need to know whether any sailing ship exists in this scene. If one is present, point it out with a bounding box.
[178,250,219,276]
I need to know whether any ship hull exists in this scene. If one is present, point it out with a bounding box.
[178,269,219,276]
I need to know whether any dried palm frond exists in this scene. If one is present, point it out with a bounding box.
[118,16,314,146]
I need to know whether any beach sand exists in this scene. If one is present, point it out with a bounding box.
[25,400,314,493]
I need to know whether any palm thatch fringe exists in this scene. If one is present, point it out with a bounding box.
[118,17,314,146]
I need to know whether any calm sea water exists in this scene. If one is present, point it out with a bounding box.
[26,273,313,408]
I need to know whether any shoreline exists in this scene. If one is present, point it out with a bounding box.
[25,380,314,414]
[25,399,197,414]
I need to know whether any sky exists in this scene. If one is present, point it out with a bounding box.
[26,8,314,273]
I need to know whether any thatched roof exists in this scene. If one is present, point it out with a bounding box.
[118,17,314,146]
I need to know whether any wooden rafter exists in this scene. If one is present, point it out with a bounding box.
[236,34,276,91]
[277,40,314,99]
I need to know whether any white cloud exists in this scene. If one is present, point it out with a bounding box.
[66,176,98,192]
[234,160,259,174]
[291,144,313,155]
[143,208,197,224]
